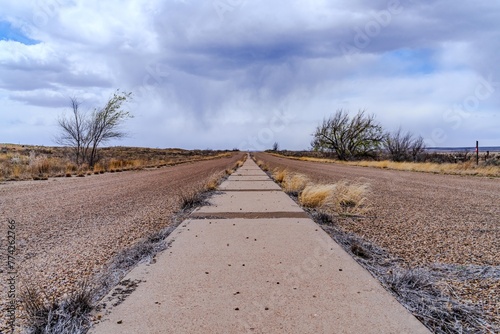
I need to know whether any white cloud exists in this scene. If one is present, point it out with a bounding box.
[0,0,498,148]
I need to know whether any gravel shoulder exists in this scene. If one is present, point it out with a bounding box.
[0,153,243,332]
[254,153,500,326]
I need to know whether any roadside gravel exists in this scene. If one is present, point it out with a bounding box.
[0,153,243,332]
[255,153,499,327]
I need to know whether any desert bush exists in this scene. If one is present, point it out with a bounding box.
[383,128,425,162]
[311,109,384,160]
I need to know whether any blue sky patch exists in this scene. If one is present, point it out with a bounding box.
[382,48,436,75]
[0,21,39,45]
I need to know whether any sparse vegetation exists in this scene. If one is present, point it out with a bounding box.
[299,184,334,208]
[205,172,223,191]
[282,173,309,196]
[272,168,288,184]
[0,144,235,181]
[179,184,206,209]
[256,160,269,171]
[270,167,371,216]
[269,153,500,178]
[22,282,93,334]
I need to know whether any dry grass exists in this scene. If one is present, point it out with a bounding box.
[256,159,269,171]
[282,173,310,195]
[205,172,224,191]
[268,166,371,216]
[0,145,239,181]
[22,282,93,334]
[299,181,371,216]
[321,225,497,334]
[290,156,500,177]
[322,181,371,216]
[272,168,289,184]
[299,184,335,208]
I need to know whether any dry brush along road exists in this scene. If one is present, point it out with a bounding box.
[0,152,244,332]
[254,152,500,330]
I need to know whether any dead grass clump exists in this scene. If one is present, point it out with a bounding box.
[299,181,371,216]
[22,282,93,334]
[257,160,269,171]
[282,173,310,195]
[272,168,289,184]
[299,184,335,208]
[323,181,371,216]
[30,157,51,177]
[179,186,206,209]
[205,172,224,191]
[93,163,105,174]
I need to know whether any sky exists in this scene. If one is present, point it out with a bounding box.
[0,0,499,150]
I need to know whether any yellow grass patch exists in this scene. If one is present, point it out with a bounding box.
[272,168,289,184]
[256,160,269,171]
[323,181,371,216]
[299,180,371,216]
[299,184,335,208]
[205,172,223,191]
[282,173,310,194]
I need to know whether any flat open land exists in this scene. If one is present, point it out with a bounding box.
[0,153,244,332]
[254,153,500,326]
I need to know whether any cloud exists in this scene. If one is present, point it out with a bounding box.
[0,0,499,148]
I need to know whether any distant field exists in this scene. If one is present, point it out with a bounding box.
[267,150,500,177]
[0,144,237,181]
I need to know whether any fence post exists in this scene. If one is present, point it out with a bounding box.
[476,141,479,165]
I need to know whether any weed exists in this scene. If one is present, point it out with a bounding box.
[282,173,310,196]
[299,181,370,216]
[205,172,223,191]
[179,186,205,209]
[299,184,335,208]
[323,180,371,216]
[257,160,269,171]
[22,282,93,334]
[272,168,289,184]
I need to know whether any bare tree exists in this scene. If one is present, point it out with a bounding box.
[56,98,89,165]
[272,142,279,151]
[85,91,133,166]
[384,128,426,162]
[56,91,132,167]
[311,109,384,160]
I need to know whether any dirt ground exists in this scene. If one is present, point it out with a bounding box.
[0,153,244,332]
[254,152,500,326]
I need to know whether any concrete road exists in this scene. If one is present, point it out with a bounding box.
[90,158,430,334]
